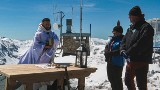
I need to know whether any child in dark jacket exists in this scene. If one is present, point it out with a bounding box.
[104,21,124,90]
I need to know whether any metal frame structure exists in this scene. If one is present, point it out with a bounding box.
[147,18,160,64]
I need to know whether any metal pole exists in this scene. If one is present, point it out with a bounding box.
[53,11,64,44]
[60,11,63,44]
[80,0,82,46]
[90,24,91,38]
[64,66,70,90]
[153,19,158,63]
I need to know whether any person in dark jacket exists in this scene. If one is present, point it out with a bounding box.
[120,6,154,90]
[104,21,124,90]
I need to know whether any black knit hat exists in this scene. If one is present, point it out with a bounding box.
[42,18,50,22]
[129,6,142,16]
[113,26,123,33]
[112,20,123,33]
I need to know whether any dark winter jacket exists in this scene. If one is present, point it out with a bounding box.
[120,18,154,63]
[104,35,124,67]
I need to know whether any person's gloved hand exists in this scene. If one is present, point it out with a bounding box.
[104,51,112,57]
[104,51,112,62]
[120,50,131,63]
[120,50,128,59]
[104,51,109,56]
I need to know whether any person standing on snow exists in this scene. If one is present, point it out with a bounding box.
[120,6,154,90]
[19,18,59,64]
[18,18,59,90]
[104,20,124,90]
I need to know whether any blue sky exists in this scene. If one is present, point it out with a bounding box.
[0,0,160,40]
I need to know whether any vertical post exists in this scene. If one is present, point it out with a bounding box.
[57,78,64,90]
[80,50,83,68]
[75,51,78,66]
[78,77,85,90]
[80,0,82,46]
[5,78,16,90]
[64,67,70,90]
[89,24,91,56]
[153,19,157,63]
[53,11,64,44]
[60,11,63,44]
[53,11,64,47]
[90,24,91,38]
[85,52,87,67]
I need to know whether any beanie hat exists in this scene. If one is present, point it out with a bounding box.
[113,26,123,33]
[42,18,50,22]
[112,20,123,33]
[129,6,142,16]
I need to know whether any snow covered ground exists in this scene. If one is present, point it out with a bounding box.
[0,37,160,90]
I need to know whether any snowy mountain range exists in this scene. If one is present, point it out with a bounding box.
[0,37,160,90]
[0,37,32,65]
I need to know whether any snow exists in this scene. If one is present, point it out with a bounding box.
[17,40,33,56]
[0,37,160,90]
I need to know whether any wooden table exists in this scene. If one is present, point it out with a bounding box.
[0,64,97,90]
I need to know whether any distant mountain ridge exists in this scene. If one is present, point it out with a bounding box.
[0,37,32,65]
[0,36,109,65]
